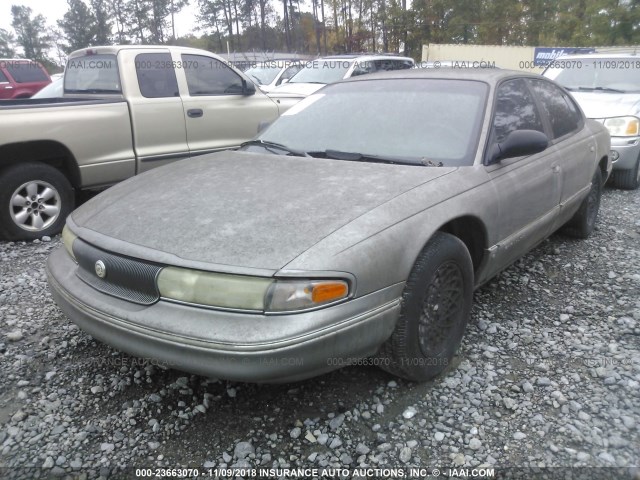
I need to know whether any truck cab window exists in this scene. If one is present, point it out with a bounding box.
[182,54,244,96]
[135,53,179,98]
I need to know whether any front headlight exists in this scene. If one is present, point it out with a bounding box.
[61,225,77,261]
[156,267,350,313]
[603,116,640,136]
[157,267,272,311]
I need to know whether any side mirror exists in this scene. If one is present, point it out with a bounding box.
[279,77,290,85]
[487,130,549,165]
[242,79,256,96]
[257,121,271,133]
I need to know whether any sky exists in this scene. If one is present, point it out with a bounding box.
[1,0,200,39]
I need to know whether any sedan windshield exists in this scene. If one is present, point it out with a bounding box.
[255,79,488,166]
[288,60,352,84]
[244,64,281,85]
[546,58,640,93]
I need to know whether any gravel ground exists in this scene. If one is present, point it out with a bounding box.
[0,185,639,480]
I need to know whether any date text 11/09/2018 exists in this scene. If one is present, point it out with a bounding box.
[134,467,496,478]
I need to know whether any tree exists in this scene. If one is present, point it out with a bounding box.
[0,28,17,57]
[91,0,113,44]
[11,5,52,61]
[58,0,99,53]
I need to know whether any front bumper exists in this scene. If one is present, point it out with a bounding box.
[610,136,640,171]
[46,247,402,383]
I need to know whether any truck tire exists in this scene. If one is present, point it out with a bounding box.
[0,163,74,241]
[611,155,640,190]
[562,168,602,239]
[379,232,473,382]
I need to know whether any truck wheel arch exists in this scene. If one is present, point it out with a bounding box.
[0,140,81,189]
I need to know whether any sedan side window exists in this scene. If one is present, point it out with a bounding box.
[0,70,8,83]
[135,53,179,98]
[528,78,582,139]
[182,54,244,96]
[351,60,375,77]
[492,79,545,144]
[278,64,302,84]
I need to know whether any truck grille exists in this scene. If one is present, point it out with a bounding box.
[73,239,162,305]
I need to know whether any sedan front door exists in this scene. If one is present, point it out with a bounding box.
[484,78,562,273]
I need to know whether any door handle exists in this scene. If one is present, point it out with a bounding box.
[187,109,203,118]
[552,165,561,173]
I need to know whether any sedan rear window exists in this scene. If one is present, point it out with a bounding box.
[260,79,488,166]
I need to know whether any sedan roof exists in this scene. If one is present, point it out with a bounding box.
[340,67,539,85]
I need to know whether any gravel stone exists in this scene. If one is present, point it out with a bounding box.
[469,438,482,450]
[233,441,254,459]
[402,406,417,419]
[399,447,412,463]
[0,188,638,477]
[329,414,345,430]
[6,330,23,342]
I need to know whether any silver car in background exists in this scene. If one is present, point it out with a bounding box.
[244,60,303,93]
[544,52,640,189]
[47,69,610,383]
[268,54,415,104]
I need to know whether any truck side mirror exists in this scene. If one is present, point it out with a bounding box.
[242,80,256,96]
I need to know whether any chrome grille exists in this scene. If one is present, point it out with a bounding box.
[73,239,162,305]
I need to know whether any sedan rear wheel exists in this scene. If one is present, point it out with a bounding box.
[379,232,473,382]
[562,168,602,239]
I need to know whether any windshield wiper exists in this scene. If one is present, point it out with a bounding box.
[307,149,441,166]
[571,86,626,93]
[240,139,309,157]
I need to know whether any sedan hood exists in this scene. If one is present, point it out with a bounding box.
[571,91,640,118]
[71,151,454,272]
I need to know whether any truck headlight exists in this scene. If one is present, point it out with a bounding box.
[603,116,640,137]
[157,267,350,313]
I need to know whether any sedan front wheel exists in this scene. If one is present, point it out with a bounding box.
[380,232,473,381]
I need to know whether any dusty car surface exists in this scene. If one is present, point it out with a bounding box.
[47,69,610,383]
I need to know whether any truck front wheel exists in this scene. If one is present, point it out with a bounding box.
[0,163,74,241]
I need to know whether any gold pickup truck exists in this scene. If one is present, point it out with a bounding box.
[0,45,283,241]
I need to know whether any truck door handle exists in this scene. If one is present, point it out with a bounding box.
[552,165,561,173]
[187,109,203,118]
